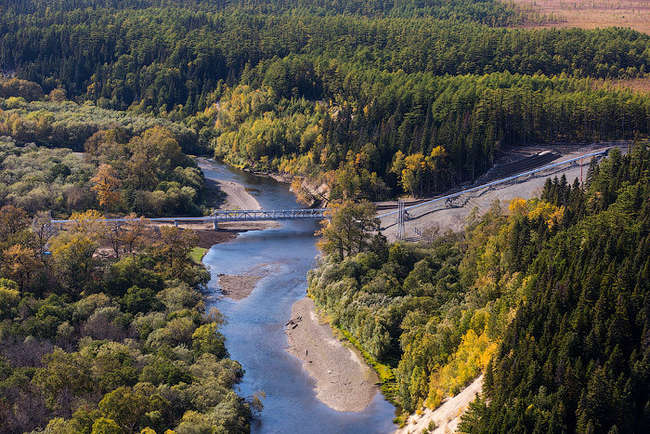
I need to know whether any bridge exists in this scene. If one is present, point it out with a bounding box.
[50,148,610,235]
[51,208,328,229]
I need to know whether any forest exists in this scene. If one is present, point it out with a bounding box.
[209,73,649,200]
[1,0,649,201]
[0,75,247,431]
[0,207,255,432]
[311,143,649,432]
[0,78,209,217]
[0,0,649,433]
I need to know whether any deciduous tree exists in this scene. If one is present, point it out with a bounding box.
[317,200,381,260]
[92,164,122,210]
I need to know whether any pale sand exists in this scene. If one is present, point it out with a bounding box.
[286,297,380,412]
[396,376,483,434]
[217,274,264,300]
[217,179,261,211]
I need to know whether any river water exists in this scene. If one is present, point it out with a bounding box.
[200,161,396,434]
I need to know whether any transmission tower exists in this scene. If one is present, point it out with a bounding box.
[397,199,405,240]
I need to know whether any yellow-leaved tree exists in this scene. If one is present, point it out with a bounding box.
[91,164,121,210]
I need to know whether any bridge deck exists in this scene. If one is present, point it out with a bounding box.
[52,208,328,225]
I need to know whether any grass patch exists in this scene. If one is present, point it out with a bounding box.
[189,247,208,264]
[512,0,650,34]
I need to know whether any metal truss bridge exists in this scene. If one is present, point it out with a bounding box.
[51,208,328,228]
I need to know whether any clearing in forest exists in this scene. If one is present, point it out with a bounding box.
[513,0,650,34]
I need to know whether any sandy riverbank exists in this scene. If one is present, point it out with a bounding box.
[285,297,379,412]
[217,179,261,210]
[215,176,278,231]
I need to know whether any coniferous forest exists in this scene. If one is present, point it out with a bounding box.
[0,1,649,433]
[1,0,649,199]
[312,144,649,431]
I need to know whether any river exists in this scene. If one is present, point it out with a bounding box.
[200,161,396,433]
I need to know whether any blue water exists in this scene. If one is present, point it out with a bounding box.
[199,160,396,434]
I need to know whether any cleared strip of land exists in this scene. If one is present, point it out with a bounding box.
[380,144,619,241]
[396,376,483,434]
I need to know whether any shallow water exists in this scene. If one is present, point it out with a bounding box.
[200,161,396,434]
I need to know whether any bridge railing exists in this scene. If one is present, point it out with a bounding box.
[211,208,327,221]
[51,208,328,225]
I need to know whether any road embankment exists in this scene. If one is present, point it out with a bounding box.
[396,376,483,434]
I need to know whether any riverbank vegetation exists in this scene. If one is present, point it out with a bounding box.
[0,207,253,432]
[0,83,209,217]
[310,143,649,431]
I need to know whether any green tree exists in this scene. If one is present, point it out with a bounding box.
[317,200,382,260]
[192,323,227,358]
[91,417,123,434]
[32,348,93,411]
[154,226,200,281]
[49,233,98,293]
[98,386,149,432]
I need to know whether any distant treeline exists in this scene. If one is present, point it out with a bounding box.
[1,0,529,24]
[1,0,648,202]
[0,6,647,112]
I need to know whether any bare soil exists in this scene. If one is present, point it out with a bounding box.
[195,228,238,248]
[217,178,261,210]
[594,77,650,95]
[217,274,264,300]
[216,263,280,300]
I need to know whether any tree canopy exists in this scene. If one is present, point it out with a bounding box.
[310,143,650,431]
